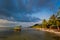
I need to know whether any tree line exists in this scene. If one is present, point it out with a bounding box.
[31,8,60,31]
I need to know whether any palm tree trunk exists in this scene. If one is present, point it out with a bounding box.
[57,27,59,31]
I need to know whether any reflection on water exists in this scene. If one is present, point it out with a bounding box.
[0,28,60,40]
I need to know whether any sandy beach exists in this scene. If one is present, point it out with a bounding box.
[35,28,60,36]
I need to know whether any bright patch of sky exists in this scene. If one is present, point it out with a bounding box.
[0,0,60,27]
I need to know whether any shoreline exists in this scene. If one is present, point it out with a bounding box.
[35,28,60,36]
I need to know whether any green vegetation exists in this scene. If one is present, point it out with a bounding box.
[14,26,21,29]
[31,24,42,28]
[42,19,47,28]
[31,8,60,31]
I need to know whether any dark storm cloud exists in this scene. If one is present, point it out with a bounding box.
[0,0,58,22]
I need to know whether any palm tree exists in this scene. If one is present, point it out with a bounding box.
[56,20,60,31]
[48,14,56,29]
[42,19,47,29]
[56,8,60,31]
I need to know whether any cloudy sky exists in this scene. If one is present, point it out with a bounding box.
[0,0,60,27]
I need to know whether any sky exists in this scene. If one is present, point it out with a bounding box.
[0,0,60,27]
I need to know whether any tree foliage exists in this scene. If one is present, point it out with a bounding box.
[42,19,47,28]
[48,14,56,25]
[31,8,60,30]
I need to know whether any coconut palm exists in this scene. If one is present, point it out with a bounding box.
[42,19,47,29]
[48,14,57,29]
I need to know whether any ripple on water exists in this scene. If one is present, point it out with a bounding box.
[0,29,60,40]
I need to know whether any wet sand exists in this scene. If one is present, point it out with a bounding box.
[34,28,60,36]
[0,28,60,40]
